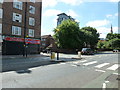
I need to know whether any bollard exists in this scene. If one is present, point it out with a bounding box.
[51,52,55,60]
[78,51,81,58]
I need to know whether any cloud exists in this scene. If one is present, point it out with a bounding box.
[115,13,118,16]
[96,26,118,38]
[106,13,118,19]
[108,0,119,2]
[83,0,119,2]
[60,0,83,6]
[42,0,58,8]
[67,9,79,18]
[86,19,110,27]
[42,0,83,8]
[43,9,62,17]
[106,14,113,18]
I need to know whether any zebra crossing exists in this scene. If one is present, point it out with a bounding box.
[69,60,120,71]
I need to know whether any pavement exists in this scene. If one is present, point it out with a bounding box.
[1,52,83,72]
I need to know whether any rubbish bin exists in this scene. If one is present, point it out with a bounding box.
[78,51,81,58]
[51,52,55,60]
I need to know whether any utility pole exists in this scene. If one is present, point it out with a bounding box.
[23,2,27,57]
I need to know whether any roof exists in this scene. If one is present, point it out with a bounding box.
[57,13,67,16]
[41,35,51,38]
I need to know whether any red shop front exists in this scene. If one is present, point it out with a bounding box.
[2,37,40,55]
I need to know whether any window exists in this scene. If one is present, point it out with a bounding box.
[41,38,46,41]
[29,17,35,26]
[29,29,34,37]
[0,9,3,18]
[30,0,35,3]
[42,43,45,46]
[13,12,22,23]
[12,26,21,35]
[0,24,2,34]
[13,0,23,10]
[29,6,35,14]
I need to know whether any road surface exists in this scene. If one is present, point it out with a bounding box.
[1,51,120,88]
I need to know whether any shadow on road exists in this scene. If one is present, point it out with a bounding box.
[1,59,67,73]
[16,69,32,74]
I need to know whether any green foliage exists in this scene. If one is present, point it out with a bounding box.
[108,38,120,49]
[97,33,120,50]
[80,26,99,49]
[53,20,99,50]
[53,19,84,49]
[106,33,120,40]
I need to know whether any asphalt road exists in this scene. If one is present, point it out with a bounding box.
[1,51,120,88]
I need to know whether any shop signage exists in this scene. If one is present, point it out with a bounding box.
[5,37,40,44]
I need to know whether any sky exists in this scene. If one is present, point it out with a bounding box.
[41,0,119,38]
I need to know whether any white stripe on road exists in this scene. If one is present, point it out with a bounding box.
[83,61,97,66]
[73,60,87,64]
[95,63,110,68]
[80,60,88,63]
[95,69,106,73]
[107,64,120,71]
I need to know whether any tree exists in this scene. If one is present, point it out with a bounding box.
[53,19,84,49]
[80,26,99,49]
[109,38,120,49]
[106,33,120,40]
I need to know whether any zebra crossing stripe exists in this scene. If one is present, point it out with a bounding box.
[107,64,120,71]
[83,61,97,66]
[95,63,110,68]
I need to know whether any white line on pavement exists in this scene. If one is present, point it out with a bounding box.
[83,61,97,66]
[95,63,110,68]
[107,64,120,71]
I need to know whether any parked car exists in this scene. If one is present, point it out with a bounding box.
[42,49,48,53]
[42,49,51,53]
[113,49,119,52]
[81,48,94,55]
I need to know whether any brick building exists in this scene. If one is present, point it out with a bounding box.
[41,35,57,51]
[1,0,42,55]
[0,2,3,54]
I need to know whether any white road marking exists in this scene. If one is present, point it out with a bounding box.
[102,81,109,90]
[95,63,110,68]
[83,61,97,66]
[71,65,77,67]
[95,69,106,72]
[60,63,66,65]
[113,73,120,75]
[107,64,120,71]
[72,60,87,64]
[80,60,87,63]
[102,83,106,89]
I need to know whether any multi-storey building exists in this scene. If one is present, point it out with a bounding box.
[57,13,75,26]
[0,1,3,54]
[1,0,42,55]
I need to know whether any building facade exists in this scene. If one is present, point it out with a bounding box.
[1,0,42,55]
[0,1,3,54]
[57,13,75,26]
[41,35,57,51]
